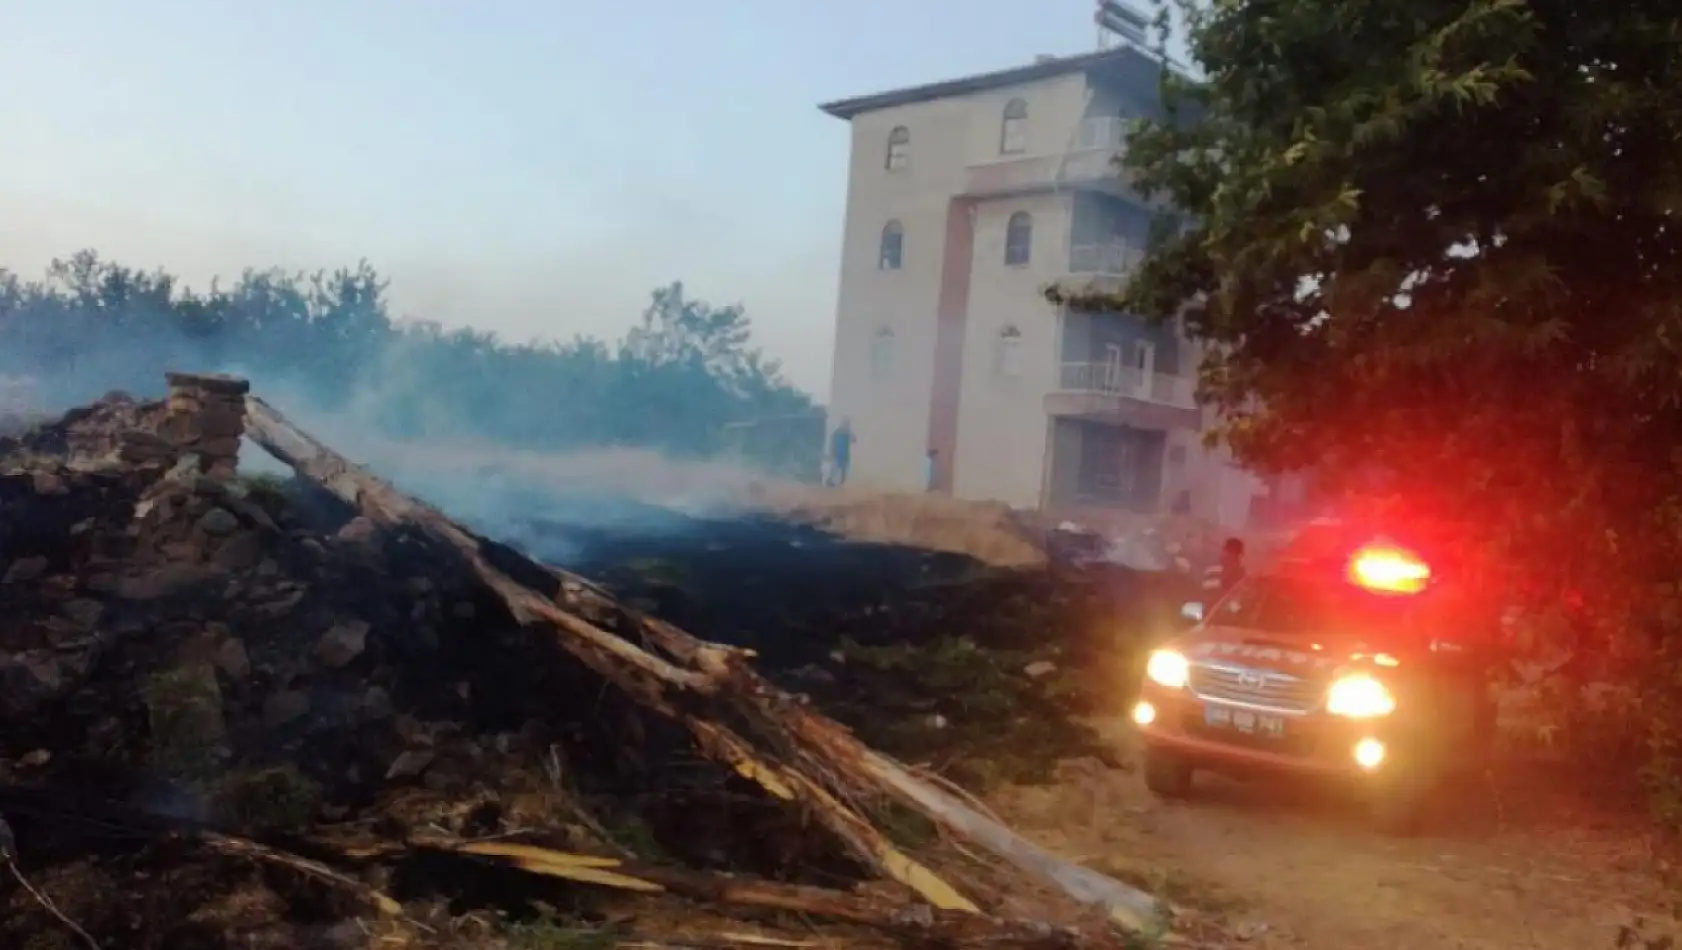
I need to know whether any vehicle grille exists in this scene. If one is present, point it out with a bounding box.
[1188,663,1322,713]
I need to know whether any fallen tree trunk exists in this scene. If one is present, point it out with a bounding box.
[243,397,977,915]
[242,394,1161,936]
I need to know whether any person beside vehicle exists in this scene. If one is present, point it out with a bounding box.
[1202,537,1246,597]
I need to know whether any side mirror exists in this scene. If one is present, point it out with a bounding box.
[1180,601,1205,622]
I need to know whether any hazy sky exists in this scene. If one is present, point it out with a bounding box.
[0,1,1135,397]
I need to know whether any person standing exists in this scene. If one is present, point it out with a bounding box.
[1201,536,1246,597]
[1219,537,1247,591]
[828,417,855,487]
[923,448,938,492]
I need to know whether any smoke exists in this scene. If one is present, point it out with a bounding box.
[0,257,820,562]
[226,359,797,564]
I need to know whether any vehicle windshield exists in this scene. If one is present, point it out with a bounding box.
[1211,574,1419,635]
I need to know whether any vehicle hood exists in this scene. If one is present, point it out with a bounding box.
[1179,623,1379,676]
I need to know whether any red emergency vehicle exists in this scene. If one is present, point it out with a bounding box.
[1132,519,1498,833]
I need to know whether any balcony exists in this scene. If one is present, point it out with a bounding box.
[1068,241,1142,277]
[962,116,1138,200]
[1062,241,1143,301]
[1044,360,1200,430]
[1059,361,1194,406]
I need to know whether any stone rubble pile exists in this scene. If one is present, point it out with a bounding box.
[0,376,590,836]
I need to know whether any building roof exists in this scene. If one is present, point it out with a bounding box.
[818,45,1160,120]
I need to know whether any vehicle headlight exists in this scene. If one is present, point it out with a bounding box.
[1325,673,1396,718]
[1145,649,1190,690]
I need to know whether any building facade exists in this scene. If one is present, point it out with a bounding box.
[819,46,1268,528]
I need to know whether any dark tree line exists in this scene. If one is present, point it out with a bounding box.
[0,251,817,468]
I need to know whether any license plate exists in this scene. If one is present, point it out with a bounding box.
[1204,705,1285,737]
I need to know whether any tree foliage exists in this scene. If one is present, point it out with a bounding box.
[1059,0,1682,804]
[0,251,815,467]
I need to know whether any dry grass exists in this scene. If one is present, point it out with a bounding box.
[762,487,1046,567]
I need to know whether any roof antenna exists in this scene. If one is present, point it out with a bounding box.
[1094,0,1151,50]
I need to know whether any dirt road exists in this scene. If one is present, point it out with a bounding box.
[991,722,1678,949]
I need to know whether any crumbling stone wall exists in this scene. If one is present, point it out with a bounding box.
[158,371,249,480]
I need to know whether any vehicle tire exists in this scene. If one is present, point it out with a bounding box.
[1143,748,1194,798]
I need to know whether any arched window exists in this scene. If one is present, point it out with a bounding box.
[878,220,904,270]
[1000,98,1028,155]
[1004,212,1033,266]
[870,327,896,381]
[994,325,1023,378]
[885,126,910,170]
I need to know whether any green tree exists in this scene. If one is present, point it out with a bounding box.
[1060,1,1682,805]
[617,281,813,457]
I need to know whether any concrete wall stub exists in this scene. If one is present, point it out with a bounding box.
[159,372,250,480]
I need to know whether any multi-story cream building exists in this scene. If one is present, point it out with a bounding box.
[818,43,1270,528]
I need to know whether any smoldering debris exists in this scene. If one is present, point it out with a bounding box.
[0,372,1178,950]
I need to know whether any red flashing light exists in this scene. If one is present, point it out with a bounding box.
[1348,545,1431,594]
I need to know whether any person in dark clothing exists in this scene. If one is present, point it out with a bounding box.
[1202,536,1247,597]
[827,418,855,486]
[1220,537,1246,589]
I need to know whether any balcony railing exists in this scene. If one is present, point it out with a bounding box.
[1057,361,1196,409]
[963,117,1140,198]
[1074,116,1138,151]
[1068,242,1143,276]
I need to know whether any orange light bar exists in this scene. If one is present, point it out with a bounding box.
[1348,545,1431,593]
